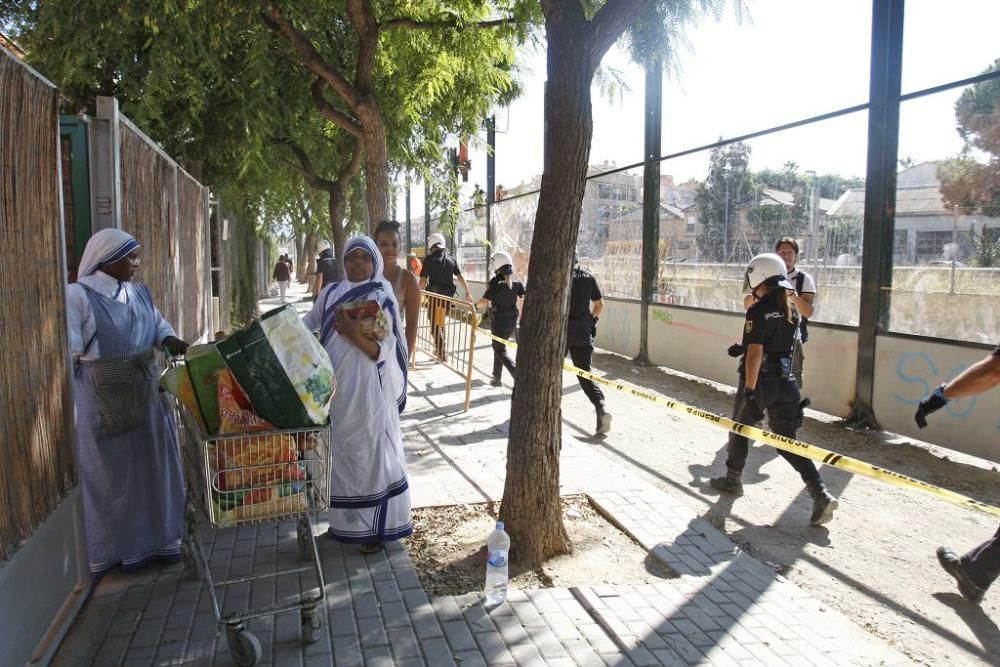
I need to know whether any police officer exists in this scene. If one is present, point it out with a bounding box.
[567,255,611,435]
[915,348,1000,604]
[478,250,524,387]
[710,253,837,526]
[419,233,472,360]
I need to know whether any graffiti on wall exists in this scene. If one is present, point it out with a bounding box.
[894,351,977,421]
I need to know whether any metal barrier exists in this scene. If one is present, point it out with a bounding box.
[416,291,478,411]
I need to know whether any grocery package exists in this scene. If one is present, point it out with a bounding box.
[160,364,208,434]
[216,306,335,428]
[184,344,229,434]
[338,299,388,341]
[212,373,308,523]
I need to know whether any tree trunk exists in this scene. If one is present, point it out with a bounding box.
[357,97,390,232]
[298,230,316,282]
[328,187,348,281]
[499,24,598,568]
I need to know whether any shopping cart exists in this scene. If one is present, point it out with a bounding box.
[168,375,331,666]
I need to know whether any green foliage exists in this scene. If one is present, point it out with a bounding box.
[971,227,1000,267]
[694,141,753,262]
[941,59,1000,218]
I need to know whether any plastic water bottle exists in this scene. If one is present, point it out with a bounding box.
[484,521,511,606]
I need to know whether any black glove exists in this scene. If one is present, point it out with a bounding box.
[162,335,189,356]
[590,316,599,338]
[727,343,744,358]
[915,384,949,428]
[743,386,765,422]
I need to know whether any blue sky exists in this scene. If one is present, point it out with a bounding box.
[397,0,1000,216]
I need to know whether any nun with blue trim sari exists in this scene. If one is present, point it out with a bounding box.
[302,236,412,553]
[66,229,189,577]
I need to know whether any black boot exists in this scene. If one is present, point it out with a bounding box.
[937,546,986,604]
[807,480,838,526]
[709,467,744,496]
[595,404,612,435]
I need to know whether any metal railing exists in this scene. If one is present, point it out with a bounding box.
[416,291,478,411]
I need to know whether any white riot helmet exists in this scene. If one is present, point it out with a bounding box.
[744,252,794,292]
[491,250,513,270]
[427,233,446,250]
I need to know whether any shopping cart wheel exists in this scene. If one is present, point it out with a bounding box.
[226,627,262,666]
[296,517,312,561]
[301,608,324,643]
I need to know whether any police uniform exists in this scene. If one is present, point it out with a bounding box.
[420,248,461,297]
[483,274,525,383]
[566,266,605,412]
[420,248,462,359]
[725,290,821,485]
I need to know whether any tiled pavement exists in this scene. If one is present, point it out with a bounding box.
[50,289,912,666]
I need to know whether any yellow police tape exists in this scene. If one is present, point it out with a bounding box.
[481,330,1000,520]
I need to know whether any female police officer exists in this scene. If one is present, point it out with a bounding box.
[709,253,838,526]
[477,250,524,387]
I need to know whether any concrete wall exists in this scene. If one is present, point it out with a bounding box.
[469,279,995,462]
[596,302,858,418]
[0,491,89,667]
[873,336,1000,462]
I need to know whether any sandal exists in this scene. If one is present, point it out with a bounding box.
[360,542,384,554]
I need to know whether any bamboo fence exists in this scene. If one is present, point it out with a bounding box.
[119,124,180,328]
[177,171,209,340]
[119,121,210,340]
[0,51,75,561]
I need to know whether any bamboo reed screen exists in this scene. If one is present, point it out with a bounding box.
[0,52,75,561]
[119,125,179,329]
[177,171,208,341]
[119,124,210,342]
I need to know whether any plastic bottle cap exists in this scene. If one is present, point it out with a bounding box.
[496,521,504,530]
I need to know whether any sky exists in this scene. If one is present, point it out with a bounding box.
[396,0,1000,219]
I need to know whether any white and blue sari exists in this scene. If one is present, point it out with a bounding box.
[303,236,412,544]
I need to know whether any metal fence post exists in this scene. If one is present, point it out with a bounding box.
[637,59,663,365]
[852,0,905,427]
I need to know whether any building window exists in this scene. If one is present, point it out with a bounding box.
[893,229,908,257]
[915,230,954,260]
[686,216,695,233]
[598,183,612,199]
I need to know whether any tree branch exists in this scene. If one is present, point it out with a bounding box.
[311,79,363,138]
[271,137,337,193]
[380,16,518,31]
[346,0,378,90]
[588,0,657,61]
[259,1,361,109]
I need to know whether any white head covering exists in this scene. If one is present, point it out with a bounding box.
[77,228,140,278]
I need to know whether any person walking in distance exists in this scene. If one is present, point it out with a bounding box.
[567,255,611,435]
[273,254,292,304]
[418,233,472,361]
[478,250,524,387]
[915,349,1000,604]
[710,253,837,526]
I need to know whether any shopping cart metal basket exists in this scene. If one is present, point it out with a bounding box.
[168,377,331,666]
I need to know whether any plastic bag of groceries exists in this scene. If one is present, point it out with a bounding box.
[217,305,336,428]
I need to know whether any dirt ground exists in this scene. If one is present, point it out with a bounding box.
[578,349,1000,667]
[407,496,675,598]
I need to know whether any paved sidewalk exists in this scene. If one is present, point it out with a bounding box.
[51,288,911,666]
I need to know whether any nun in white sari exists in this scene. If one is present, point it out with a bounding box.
[67,229,188,577]
[302,236,411,551]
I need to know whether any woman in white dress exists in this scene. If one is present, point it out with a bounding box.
[302,235,411,553]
